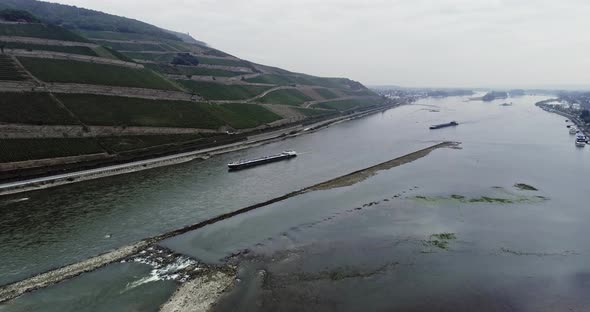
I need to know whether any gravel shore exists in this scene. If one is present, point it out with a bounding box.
[159,271,235,312]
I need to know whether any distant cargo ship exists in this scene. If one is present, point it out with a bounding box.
[430,121,459,130]
[228,150,297,170]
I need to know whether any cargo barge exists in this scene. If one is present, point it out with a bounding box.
[228,150,297,170]
[429,121,459,130]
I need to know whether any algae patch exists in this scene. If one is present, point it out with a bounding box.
[411,186,548,205]
[514,183,539,191]
[500,248,578,257]
[423,233,457,251]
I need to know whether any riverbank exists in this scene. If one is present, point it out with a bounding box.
[0,141,458,304]
[0,102,403,196]
[536,100,590,138]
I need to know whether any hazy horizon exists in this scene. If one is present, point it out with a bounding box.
[50,0,590,89]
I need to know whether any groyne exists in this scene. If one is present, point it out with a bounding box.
[0,140,459,303]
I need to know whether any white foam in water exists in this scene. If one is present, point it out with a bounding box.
[121,255,200,293]
[1,197,30,206]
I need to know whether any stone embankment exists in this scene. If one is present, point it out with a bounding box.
[159,271,235,312]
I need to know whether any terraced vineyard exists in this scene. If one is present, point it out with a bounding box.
[256,89,313,106]
[1,42,98,56]
[98,134,203,153]
[145,64,244,77]
[18,57,182,90]
[0,55,28,81]
[212,103,281,129]
[100,42,170,52]
[296,107,337,117]
[79,30,171,42]
[55,94,282,130]
[0,92,79,125]
[178,81,271,100]
[56,94,227,129]
[246,74,364,89]
[0,138,105,163]
[0,23,89,42]
[316,97,385,111]
[314,88,339,100]
[195,56,250,67]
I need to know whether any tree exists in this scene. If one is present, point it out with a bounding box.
[581,109,590,122]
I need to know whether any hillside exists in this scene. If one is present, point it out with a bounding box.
[0,1,386,180]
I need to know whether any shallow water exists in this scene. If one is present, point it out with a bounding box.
[0,263,176,312]
[162,95,590,311]
[3,95,590,311]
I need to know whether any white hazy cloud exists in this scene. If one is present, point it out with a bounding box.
[51,0,590,88]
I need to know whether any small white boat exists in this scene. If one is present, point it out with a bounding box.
[570,127,577,135]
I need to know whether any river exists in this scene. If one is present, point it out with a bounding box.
[2,94,590,311]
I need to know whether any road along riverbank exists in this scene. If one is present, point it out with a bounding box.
[0,141,459,304]
[0,103,403,197]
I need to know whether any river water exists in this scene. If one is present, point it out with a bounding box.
[3,95,590,311]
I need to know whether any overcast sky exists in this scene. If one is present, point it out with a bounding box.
[51,0,590,88]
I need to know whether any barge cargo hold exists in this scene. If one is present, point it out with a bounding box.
[228,151,297,170]
[430,121,459,130]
